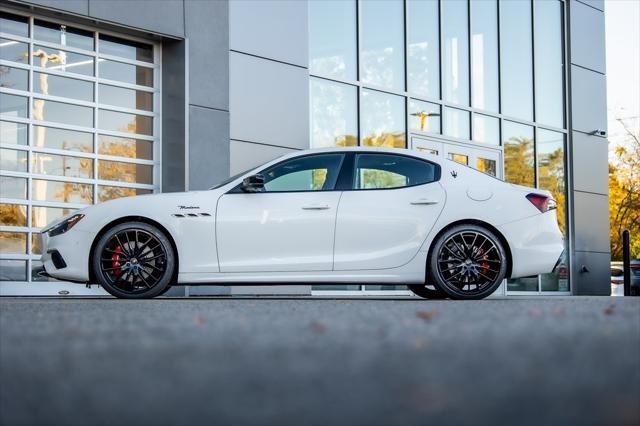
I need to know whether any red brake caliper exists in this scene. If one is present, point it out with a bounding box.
[111,246,123,277]
[478,249,490,275]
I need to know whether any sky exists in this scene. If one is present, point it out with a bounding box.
[605,0,640,151]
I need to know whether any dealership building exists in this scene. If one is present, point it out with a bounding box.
[0,0,610,296]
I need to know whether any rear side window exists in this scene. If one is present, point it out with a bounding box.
[354,154,438,190]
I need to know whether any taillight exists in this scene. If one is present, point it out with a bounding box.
[526,193,557,212]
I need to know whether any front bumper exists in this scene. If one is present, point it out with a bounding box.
[41,229,93,282]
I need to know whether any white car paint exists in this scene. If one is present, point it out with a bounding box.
[41,147,564,288]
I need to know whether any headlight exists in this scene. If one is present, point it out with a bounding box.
[47,214,85,237]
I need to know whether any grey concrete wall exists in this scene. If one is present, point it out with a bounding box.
[568,0,610,295]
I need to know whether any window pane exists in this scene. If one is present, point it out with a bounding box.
[537,129,566,233]
[32,232,42,255]
[0,148,28,172]
[31,179,93,204]
[443,107,470,140]
[33,72,93,101]
[361,0,405,91]
[503,121,534,187]
[99,84,152,111]
[310,78,357,148]
[501,0,533,121]
[409,99,440,134]
[361,89,406,148]
[535,0,565,128]
[471,0,499,112]
[508,276,538,292]
[33,98,93,127]
[476,157,497,177]
[32,152,93,179]
[0,203,27,226]
[0,120,27,145]
[0,37,29,64]
[0,12,28,37]
[0,231,27,254]
[97,186,152,202]
[98,110,152,136]
[262,154,344,192]
[355,154,437,189]
[32,260,54,282]
[99,60,153,87]
[98,135,152,160]
[32,206,75,228]
[98,160,152,184]
[309,0,356,80]
[32,126,93,152]
[448,153,469,166]
[442,0,469,105]
[0,259,27,281]
[0,176,27,199]
[407,0,440,99]
[472,114,500,145]
[33,45,94,76]
[34,20,94,51]
[0,93,28,118]
[99,34,153,63]
[0,66,28,91]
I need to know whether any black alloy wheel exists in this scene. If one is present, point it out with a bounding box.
[407,283,448,299]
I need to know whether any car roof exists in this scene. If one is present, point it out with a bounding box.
[284,146,445,165]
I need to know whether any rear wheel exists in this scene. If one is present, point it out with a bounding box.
[408,284,448,299]
[92,222,175,299]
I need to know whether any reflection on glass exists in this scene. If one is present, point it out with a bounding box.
[97,186,152,202]
[33,72,93,101]
[33,45,94,76]
[98,135,153,160]
[31,179,93,204]
[477,158,497,176]
[99,60,153,87]
[443,0,469,105]
[34,20,94,51]
[0,176,27,199]
[309,0,356,80]
[31,232,42,255]
[32,206,75,228]
[99,34,153,63]
[0,66,28,91]
[98,160,152,184]
[32,260,56,281]
[503,121,534,187]
[508,276,538,292]
[471,0,499,112]
[0,93,28,118]
[0,12,28,37]
[32,126,93,152]
[32,152,93,179]
[0,120,27,145]
[407,0,439,99]
[98,109,152,135]
[361,0,405,91]
[0,148,28,172]
[310,78,357,148]
[0,203,27,226]
[443,107,470,140]
[448,153,469,165]
[33,98,93,127]
[0,37,29,64]
[472,114,499,145]
[541,249,569,291]
[535,0,565,128]
[409,100,440,134]
[99,84,153,111]
[361,89,406,148]
[0,231,27,254]
[501,0,533,121]
[0,259,27,281]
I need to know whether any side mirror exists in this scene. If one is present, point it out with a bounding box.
[241,174,265,193]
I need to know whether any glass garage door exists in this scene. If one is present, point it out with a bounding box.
[0,10,160,294]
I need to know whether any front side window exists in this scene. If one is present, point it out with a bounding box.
[261,154,344,192]
[354,154,438,190]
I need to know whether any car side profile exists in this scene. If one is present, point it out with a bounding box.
[40,147,565,300]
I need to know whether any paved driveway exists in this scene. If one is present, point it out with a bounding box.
[1,297,639,426]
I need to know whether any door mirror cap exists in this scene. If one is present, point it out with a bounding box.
[241,174,265,193]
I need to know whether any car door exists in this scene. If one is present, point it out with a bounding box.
[216,153,345,272]
[333,152,445,271]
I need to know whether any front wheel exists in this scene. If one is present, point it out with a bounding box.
[428,224,507,300]
[92,222,175,299]
[407,284,448,299]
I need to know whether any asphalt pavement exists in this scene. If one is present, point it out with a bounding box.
[1,296,639,426]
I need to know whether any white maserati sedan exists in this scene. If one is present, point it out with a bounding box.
[40,147,564,300]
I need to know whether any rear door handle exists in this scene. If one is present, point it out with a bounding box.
[410,198,439,205]
[302,204,330,210]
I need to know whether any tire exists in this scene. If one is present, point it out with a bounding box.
[428,224,507,300]
[408,284,448,299]
[92,221,176,299]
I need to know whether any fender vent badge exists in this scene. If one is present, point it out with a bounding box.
[451,170,458,178]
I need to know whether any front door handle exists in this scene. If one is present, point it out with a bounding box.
[410,198,439,205]
[302,204,330,210]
